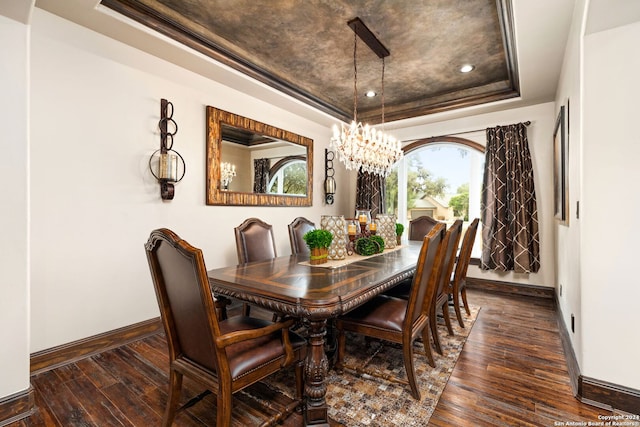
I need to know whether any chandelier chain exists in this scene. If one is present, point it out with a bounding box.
[381,56,385,127]
[353,31,358,122]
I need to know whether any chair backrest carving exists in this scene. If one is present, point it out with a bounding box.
[234,217,277,264]
[288,217,315,255]
[409,216,441,241]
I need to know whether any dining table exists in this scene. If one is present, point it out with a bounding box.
[207,242,422,426]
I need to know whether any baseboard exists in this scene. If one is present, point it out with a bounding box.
[555,294,640,415]
[0,387,35,427]
[580,377,640,415]
[30,317,162,375]
[466,277,555,299]
[555,293,581,396]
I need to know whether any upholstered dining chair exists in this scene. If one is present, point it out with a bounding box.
[430,219,463,355]
[335,223,446,400]
[449,218,480,328]
[383,216,444,300]
[234,217,278,316]
[288,216,315,256]
[145,228,306,427]
[234,217,277,264]
[408,215,441,241]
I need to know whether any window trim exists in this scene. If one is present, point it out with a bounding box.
[403,136,484,155]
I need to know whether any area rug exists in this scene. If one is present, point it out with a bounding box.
[241,305,480,426]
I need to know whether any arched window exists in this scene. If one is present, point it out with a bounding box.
[385,136,484,256]
[267,156,307,195]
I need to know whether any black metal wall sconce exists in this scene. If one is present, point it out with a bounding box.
[149,98,185,200]
[324,149,336,204]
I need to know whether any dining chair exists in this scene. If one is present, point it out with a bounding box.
[430,219,463,355]
[288,216,315,256]
[409,215,441,241]
[234,217,277,264]
[335,223,446,400]
[383,219,448,300]
[382,214,442,300]
[449,218,480,328]
[145,228,306,427]
[234,217,277,316]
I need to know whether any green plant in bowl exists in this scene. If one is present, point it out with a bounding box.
[303,229,333,249]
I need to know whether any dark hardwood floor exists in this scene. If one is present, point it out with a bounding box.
[430,290,607,426]
[11,289,609,426]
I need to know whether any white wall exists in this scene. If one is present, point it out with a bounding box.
[392,102,557,288]
[554,0,587,370]
[29,9,347,352]
[582,20,640,389]
[0,13,31,398]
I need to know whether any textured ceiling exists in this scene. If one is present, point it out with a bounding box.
[101,0,519,124]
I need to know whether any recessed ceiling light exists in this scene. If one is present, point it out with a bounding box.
[460,64,475,73]
[365,90,377,97]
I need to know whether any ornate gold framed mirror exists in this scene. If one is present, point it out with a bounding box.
[206,106,313,206]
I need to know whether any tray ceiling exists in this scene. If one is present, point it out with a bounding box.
[101,0,520,124]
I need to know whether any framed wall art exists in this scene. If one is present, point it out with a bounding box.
[553,105,568,223]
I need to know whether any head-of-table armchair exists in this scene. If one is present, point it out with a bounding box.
[335,222,446,400]
[145,228,306,426]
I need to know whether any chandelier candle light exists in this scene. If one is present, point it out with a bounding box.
[220,162,236,190]
[331,17,403,177]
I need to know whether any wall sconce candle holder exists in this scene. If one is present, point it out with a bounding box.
[149,98,185,200]
[324,149,336,204]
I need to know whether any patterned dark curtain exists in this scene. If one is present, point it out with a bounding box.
[355,169,385,217]
[481,123,540,273]
[253,158,270,193]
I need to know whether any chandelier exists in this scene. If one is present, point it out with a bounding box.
[330,17,403,177]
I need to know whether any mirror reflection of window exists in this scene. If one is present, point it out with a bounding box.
[268,159,307,195]
[220,134,307,195]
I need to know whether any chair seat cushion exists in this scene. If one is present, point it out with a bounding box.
[340,295,408,332]
[220,316,306,380]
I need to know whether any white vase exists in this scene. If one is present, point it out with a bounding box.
[320,215,347,260]
[376,214,397,249]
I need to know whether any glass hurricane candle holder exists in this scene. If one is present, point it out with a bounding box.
[355,209,371,226]
[369,221,377,235]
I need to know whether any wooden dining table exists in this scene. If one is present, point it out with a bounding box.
[207,242,422,426]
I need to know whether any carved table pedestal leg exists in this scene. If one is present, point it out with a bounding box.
[304,319,330,426]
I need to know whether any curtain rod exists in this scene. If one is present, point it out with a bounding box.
[433,120,531,139]
[402,121,532,143]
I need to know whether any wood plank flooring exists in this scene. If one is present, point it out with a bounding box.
[11,289,609,426]
[430,290,607,426]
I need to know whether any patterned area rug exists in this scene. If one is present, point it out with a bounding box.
[241,305,480,426]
